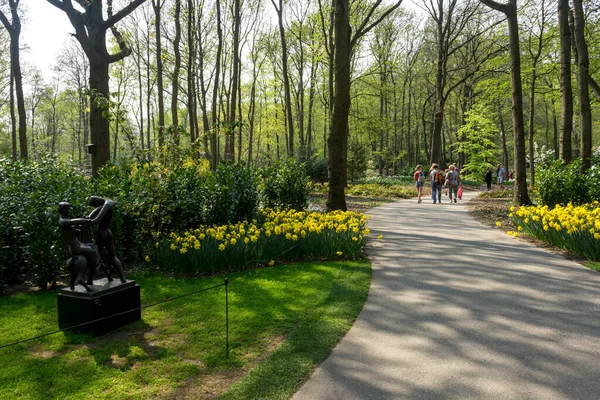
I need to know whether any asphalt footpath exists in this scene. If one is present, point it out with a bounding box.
[293,190,600,399]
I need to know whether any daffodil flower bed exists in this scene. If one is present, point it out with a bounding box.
[509,202,600,260]
[152,209,371,274]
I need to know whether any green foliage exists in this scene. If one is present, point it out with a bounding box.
[0,157,93,288]
[347,136,370,182]
[452,104,500,181]
[297,147,328,183]
[260,158,309,211]
[535,159,589,206]
[204,162,259,225]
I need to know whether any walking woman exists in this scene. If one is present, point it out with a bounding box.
[414,165,425,203]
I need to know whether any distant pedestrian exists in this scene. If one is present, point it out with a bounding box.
[414,165,425,203]
[430,163,444,204]
[445,165,461,203]
[497,164,505,184]
[485,168,493,191]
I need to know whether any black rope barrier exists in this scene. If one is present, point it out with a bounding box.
[0,281,227,351]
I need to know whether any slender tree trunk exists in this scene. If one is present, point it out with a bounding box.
[153,0,166,147]
[572,0,592,170]
[497,105,509,177]
[227,0,241,161]
[171,0,182,145]
[9,69,16,159]
[186,0,198,145]
[551,98,558,158]
[1,3,27,159]
[558,0,573,162]
[528,71,538,188]
[272,0,295,156]
[211,0,223,170]
[306,54,317,147]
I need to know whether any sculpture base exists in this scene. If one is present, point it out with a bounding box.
[57,278,141,336]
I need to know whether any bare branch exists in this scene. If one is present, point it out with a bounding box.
[104,0,148,28]
[351,0,404,47]
[478,0,509,14]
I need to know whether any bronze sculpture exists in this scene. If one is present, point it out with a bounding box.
[87,196,126,283]
[59,197,126,291]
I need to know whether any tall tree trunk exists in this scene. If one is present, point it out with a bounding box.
[9,69,16,159]
[89,60,112,172]
[211,0,223,170]
[186,0,198,145]
[227,0,241,161]
[0,1,28,159]
[171,0,182,145]
[306,54,317,148]
[497,105,509,177]
[327,0,350,211]
[153,0,166,147]
[271,0,295,156]
[558,0,573,162]
[572,0,591,170]
[479,0,530,205]
[133,26,144,149]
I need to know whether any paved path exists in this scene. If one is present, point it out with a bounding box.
[294,191,600,399]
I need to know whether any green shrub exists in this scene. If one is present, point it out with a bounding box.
[347,136,369,182]
[535,159,589,206]
[0,157,93,288]
[260,158,309,211]
[204,162,259,225]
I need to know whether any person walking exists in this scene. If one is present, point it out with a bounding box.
[414,165,425,203]
[429,163,443,204]
[445,165,461,203]
[485,167,493,191]
[497,164,505,184]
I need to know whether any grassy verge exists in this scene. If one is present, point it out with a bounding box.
[584,261,600,272]
[0,260,371,399]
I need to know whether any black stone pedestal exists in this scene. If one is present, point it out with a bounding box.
[57,278,141,336]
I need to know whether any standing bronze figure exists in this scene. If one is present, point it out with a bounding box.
[87,196,126,283]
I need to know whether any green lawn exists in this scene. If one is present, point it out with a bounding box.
[584,261,600,272]
[0,260,371,399]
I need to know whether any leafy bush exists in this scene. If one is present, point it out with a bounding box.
[0,157,93,288]
[204,162,259,225]
[348,136,369,182]
[535,159,589,206]
[260,158,309,211]
[297,146,328,183]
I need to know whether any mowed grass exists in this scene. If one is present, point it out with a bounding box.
[585,261,600,272]
[0,260,371,399]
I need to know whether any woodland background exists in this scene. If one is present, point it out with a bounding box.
[0,0,599,205]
